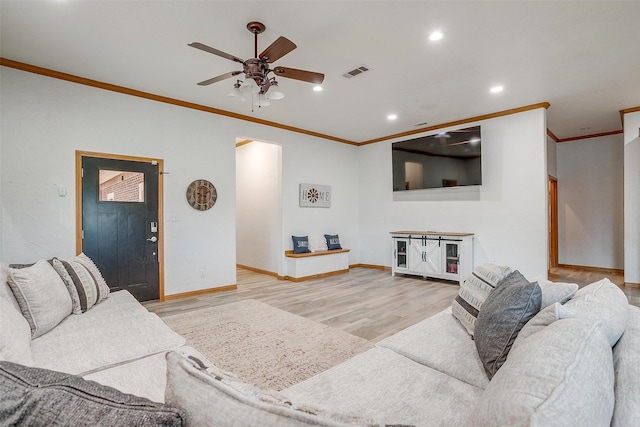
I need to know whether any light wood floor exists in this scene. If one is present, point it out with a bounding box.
[548,265,640,307]
[145,268,459,342]
[145,266,639,343]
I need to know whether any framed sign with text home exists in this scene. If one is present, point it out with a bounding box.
[299,184,331,208]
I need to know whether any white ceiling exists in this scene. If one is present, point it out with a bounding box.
[1,1,639,143]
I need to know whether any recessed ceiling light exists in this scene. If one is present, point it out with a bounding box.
[429,31,444,41]
[490,85,504,94]
[387,114,398,121]
[313,85,323,92]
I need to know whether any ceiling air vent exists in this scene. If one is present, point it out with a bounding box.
[343,65,369,79]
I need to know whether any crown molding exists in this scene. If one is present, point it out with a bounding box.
[620,106,640,128]
[0,57,357,146]
[553,130,623,143]
[4,57,622,147]
[358,102,551,146]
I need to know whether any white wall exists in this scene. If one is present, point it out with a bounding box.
[0,68,238,295]
[556,134,624,269]
[0,67,362,293]
[236,141,282,274]
[624,111,640,283]
[358,108,549,278]
[278,135,361,276]
[547,136,557,178]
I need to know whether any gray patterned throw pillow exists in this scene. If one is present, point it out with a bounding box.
[474,270,542,379]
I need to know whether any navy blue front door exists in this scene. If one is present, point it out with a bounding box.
[81,156,159,302]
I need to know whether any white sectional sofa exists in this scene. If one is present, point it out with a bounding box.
[1,259,639,426]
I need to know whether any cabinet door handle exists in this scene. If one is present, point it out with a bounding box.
[394,249,397,259]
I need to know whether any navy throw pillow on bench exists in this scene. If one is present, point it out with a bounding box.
[324,234,342,250]
[292,236,311,254]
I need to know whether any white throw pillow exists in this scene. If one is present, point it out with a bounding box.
[0,296,34,365]
[308,235,328,252]
[534,278,579,308]
[7,260,72,338]
[0,262,21,312]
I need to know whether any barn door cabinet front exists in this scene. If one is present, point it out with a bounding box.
[390,231,473,285]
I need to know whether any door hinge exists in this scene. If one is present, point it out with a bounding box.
[81,230,84,239]
[81,168,84,178]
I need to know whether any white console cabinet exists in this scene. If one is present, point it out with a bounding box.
[390,231,473,284]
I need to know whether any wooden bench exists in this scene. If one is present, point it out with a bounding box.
[283,249,350,282]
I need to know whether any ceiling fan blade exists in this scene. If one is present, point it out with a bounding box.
[188,42,244,64]
[197,71,242,86]
[259,36,296,63]
[273,66,324,84]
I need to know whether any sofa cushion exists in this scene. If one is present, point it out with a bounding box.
[84,351,169,404]
[474,270,541,379]
[563,278,628,346]
[7,260,73,338]
[451,262,511,336]
[292,235,311,254]
[284,346,484,426]
[537,278,579,308]
[0,296,33,366]
[612,305,640,427]
[377,307,489,389]
[30,290,185,375]
[52,257,109,314]
[165,350,380,427]
[324,234,342,250]
[511,301,574,352]
[471,318,615,426]
[0,361,185,426]
[83,346,207,404]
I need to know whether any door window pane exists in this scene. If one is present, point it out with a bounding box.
[99,170,144,202]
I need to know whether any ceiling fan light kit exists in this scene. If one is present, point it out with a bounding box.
[189,21,324,109]
[227,81,246,101]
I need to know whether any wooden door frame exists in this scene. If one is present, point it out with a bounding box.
[75,151,166,301]
[548,175,559,270]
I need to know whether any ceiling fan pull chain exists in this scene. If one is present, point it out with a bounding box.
[254,31,258,58]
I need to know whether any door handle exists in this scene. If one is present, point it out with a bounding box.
[146,236,158,243]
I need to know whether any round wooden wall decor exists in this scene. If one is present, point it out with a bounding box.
[186,179,217,211]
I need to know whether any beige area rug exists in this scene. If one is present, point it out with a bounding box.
[161,299,374,391]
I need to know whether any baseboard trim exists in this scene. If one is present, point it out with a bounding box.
[351,263,390,271]
[164,284,237,301]
[624,282,640,288]
[283,269,349,282]
[557,264,623,275]
[236,264,278,277]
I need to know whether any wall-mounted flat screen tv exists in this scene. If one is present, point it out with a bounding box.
[392,125,482,191]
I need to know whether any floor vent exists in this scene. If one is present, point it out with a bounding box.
[343,65,369,79]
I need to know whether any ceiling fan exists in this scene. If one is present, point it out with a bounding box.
[189,21,325,106]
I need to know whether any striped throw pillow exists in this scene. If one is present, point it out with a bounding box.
[52,255,110,314]
[451,263,512,336]
[74,253,110,304]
